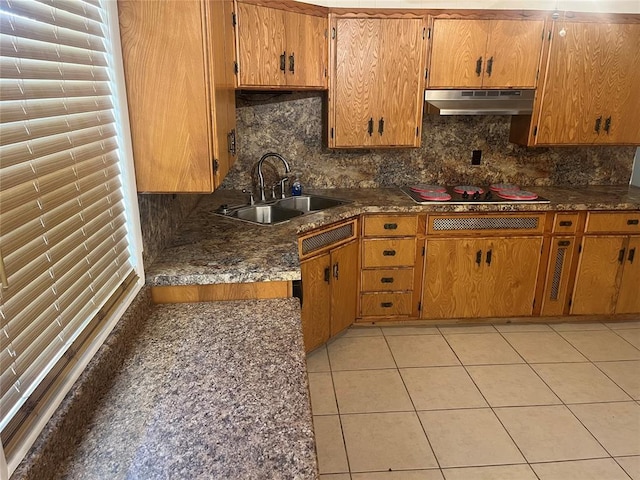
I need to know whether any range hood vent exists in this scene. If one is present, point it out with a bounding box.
[424,89,535,115]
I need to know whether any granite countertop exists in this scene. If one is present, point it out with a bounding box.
[146,185,640,286]
[58,298,318,480]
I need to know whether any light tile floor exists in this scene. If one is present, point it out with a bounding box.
[306,321,640,480]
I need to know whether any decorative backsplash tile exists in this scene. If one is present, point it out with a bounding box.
[223,92,635,190]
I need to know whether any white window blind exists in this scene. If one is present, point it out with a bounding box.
[0,0,137,464]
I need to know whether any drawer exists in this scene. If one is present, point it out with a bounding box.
[552,213,579,234]
[363,215,417,237]
[585,212,640,234]
[362,238,416,268]
[361,268,414,292]
[360,292,413,317]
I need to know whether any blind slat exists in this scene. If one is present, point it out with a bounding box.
[0,58,110,82]
[0,96,113,124]
[0,79,111,102]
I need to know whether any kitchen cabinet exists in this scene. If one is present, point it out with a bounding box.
[571,212,640,315]
[234,1,327,89]
[329,15,427,148]
[299,219,359,352]
[118,0,237,193]
[540,213,582,316]
[422,214,544,319]
[510,21,640,146]
[359,215,421,320]
[428,18,545,89]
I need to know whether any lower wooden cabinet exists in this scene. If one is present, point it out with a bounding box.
[300,239,359,352]
[422,236,542,319]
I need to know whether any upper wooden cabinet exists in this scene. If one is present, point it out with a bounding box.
[329,15,427,148]
[234,1,328,89]
[511,21,640,146]
[428,18,545,89]
[119,0,237,193]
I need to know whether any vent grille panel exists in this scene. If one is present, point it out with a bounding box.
[432,217,539,231]
[550,247,566,301]
[302,223,353,255]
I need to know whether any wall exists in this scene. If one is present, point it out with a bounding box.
[222,92,635,190]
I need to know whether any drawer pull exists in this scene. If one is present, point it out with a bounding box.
[383,250,396,256]
[629,248,636,264]
[381,302,394,308]
[619,248,626,263]
[383,223,398,230]
[558,240,571,247]
[628,219,639,225]
[324,267,330,283]
[475,250,482,266]
[381,277,394,283]
[559,220,573,227]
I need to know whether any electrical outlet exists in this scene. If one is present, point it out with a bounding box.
[472,150,482,165]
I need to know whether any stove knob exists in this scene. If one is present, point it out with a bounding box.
[462,191,469,199]
[472,191,481,200]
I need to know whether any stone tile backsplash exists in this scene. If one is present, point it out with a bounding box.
[222,92,634,190]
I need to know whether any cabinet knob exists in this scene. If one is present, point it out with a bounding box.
[383,223,398,230]
[381,277,394,283]
[486,249,493,266]
[382,250,396,256]
[289,53,295,73]
[378,117,384,135]
[618,248,626,264]
[604,116,611,134]
[558,240,571,247]
[475,56,483,76]
[324,266,331,283]
[381,302,394,308]
[629,248,636,264]
[627,219,639,225]
[486,56,494,77]
[475,250,482,265]
[594,116,602,133]
[368,117,374,136]
[280,51,286,71]
[559,220,572,227]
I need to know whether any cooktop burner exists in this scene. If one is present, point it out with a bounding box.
[401,185,550,205]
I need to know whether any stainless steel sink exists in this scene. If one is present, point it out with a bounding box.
[277,195,349,212]
[232,204,304,224]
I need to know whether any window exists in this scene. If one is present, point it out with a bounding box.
[0,0,143,475]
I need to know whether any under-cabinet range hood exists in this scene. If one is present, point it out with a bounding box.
[424,89,535,115]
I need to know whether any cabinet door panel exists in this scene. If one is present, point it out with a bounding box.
[301,253,331,352]
[236,3,286,86]
[284,11,327,88]
[484,237,542,317]
[119,0,212,192]
[616,236,640,314]
[422,239,485,319]
[377,18,425,146]
[428,19,488,88]
[331,240,359,336]
[484,20,544,88]
[541,237,577,316]
[571,236,625,315]
[333,18,381,147]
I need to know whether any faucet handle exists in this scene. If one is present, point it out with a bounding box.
[242,188,255,205]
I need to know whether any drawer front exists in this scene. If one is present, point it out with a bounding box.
[360,292,413,316]
[585,212,640,234]
[362,238,416,267]
[364,215,417,237]
[361,268,414,292]
[552,213,579,234]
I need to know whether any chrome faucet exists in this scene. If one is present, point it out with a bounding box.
[257,152,291,202]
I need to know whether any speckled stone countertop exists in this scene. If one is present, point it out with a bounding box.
[58,299,318,480]
[146,185,640,286]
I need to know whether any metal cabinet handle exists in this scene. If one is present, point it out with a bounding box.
[382,250,396,256]
[280,51,286,71]
[289,53,295,73]
[559,220,572,227]
[627,219,639,225]
[381,302,393,308]
[486,249,493,266]
[604,116,611,134]
[383,223,398,230]
[629,248,636,264]
[476,250,482,265]
[227,129,236,156]
[619,248,626,263]
[558,240,571,247]
[381,277,394,283]
[333,262,339,280]
[486,56,494,76]
[378,117,384,135]
[324,266,330,283]
[368,117,374,136]
[475,56,483,76]
[594,116,602,133]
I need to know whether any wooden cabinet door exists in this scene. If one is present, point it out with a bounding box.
[428,19,488,88]
[207,0,237,189]
[284,10,327,88]
[484,20,544,88]
[301,253,331,352]
[332,17,382,147]
[541,237,577,316]
[571,236,626,315]
[235,2,286,87]
[331,240,359,336]
[483,237,542,317]
[422,238,486,319]
[119,0,213,192]
[616,236,640,314]
[377,18,426,146]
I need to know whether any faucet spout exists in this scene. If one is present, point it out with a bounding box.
[257,153,291,202]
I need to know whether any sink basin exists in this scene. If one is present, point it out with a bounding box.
[276,195,349,213]
[232,204,303,225]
